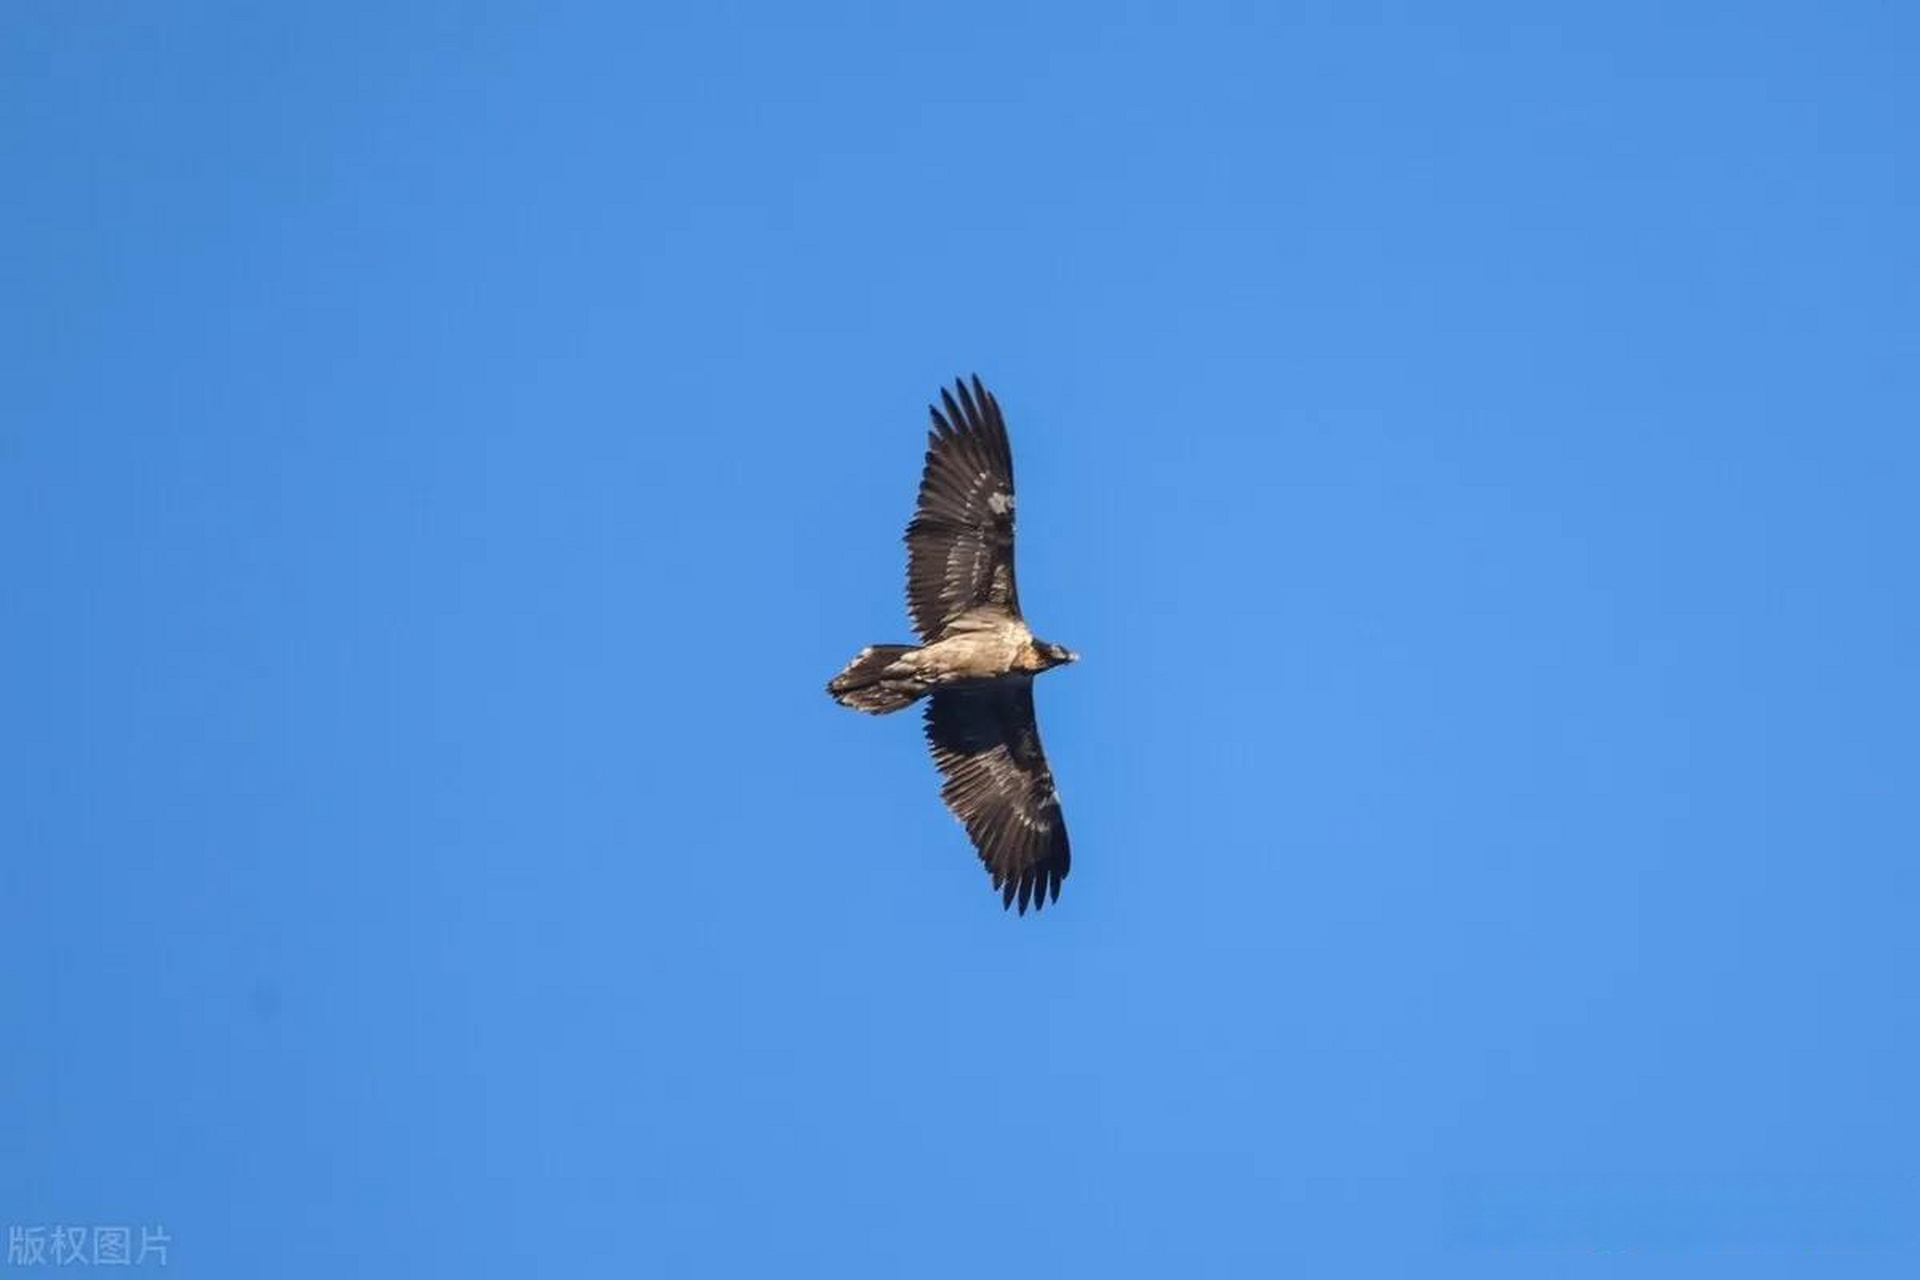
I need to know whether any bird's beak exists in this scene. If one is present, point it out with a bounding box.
[1066,650,1080,664]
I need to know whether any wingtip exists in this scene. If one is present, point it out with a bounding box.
[938,385,965,429]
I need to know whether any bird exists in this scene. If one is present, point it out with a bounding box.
[827,375,1077,914]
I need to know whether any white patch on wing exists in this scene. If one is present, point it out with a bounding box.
[987,490,1013,515]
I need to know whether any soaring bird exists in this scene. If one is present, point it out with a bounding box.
[827,376,1077,914]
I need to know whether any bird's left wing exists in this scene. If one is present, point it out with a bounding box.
[924,679,1070,913]
[904,376,1020,641]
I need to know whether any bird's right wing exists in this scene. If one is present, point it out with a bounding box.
[924,679,1070,913]
[904,376,1020,642]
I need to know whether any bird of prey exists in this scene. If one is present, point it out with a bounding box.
[827,376,1077,914]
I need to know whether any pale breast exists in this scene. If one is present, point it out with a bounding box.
[912,616,1029,681]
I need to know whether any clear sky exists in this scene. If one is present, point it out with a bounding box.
[5,3,1917,1275]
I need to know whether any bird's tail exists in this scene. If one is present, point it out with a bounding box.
[827,644,923,714]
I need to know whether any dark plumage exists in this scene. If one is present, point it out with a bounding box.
[905,379,1020,642]
[828,376,1076,913]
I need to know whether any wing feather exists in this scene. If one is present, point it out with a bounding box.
[924,680,1070,914]
[905,375,1020,641]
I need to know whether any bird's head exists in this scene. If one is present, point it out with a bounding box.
[1039,641,1079,669]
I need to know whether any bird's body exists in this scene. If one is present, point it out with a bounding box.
[827,377,1076,913]
[839,612,1049,704]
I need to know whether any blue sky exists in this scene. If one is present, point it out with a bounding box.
[5,3,1917,1275]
